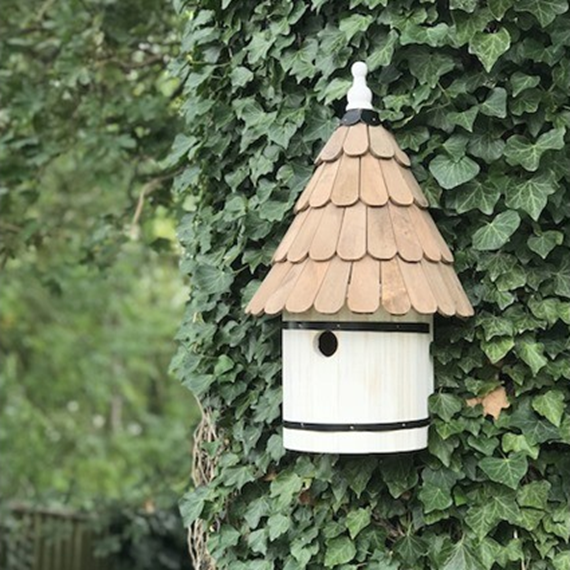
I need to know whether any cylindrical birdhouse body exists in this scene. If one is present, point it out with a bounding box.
[282,309,433,453]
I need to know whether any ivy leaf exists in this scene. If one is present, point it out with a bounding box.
[450,0,478,12]
[468,133,505,163]
[446,181,500,215]
[517,480,551,509]
[368,30,398,68]
[532,391,565,427]
[488,0,512,19]
[339,14,373,41]
[472,210,521,251]
[528,231,564,258]
[430,393,463,422]
[480,87,507,118]
[192,263,234,295]
[429,154,480,189]
[468,28,511,72]
[409,52,455,88]
[419,482,453,512]
[504,172,558,221]
[268,513,290,540]
[345,508,371,539]
[510,72,541,97]
[516,337,548,374]
[481,337,515,363]
[179,486,208,525]
[442,539,484,570]
[516,0,569,27]
[504,128,566,171]
[324,536,356,567]
[479,453,528,490]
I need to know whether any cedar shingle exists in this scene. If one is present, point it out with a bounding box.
[246,121,473,317]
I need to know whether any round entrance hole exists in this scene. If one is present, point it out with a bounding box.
[317,330,338,357]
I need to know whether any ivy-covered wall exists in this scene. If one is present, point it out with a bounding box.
[170,1,570,568]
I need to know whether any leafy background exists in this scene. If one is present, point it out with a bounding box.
[171,0,570,568]
[1,0,199,567]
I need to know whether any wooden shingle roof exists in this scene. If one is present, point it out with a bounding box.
[246,67,473,318]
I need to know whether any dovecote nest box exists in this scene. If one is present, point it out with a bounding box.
[246,62,473,454]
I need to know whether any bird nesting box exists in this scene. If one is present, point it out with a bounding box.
[246,62,473,454]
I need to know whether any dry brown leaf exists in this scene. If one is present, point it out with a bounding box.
[466,386,510,420]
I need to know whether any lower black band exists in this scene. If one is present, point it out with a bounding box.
[283,418,430,433]
[283,321,430,333]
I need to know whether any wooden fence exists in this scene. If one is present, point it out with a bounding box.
[0,505,111,570]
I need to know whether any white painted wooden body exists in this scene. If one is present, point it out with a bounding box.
[282,309,434,454]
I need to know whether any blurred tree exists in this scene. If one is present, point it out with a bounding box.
[0,0,198,505]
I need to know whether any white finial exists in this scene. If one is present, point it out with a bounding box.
[346,61,373,111]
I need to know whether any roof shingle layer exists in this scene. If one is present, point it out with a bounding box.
[246,122,474,318]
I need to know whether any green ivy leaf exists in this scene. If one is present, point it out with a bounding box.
[504,128,566,172]
[480,87,507,118]
[430,393,463,422]
[429,154,480,189]
[446,181,500,215]
[527,231,564,258]
[467,133,505,163]
[324,536,356,567]
[479,453,528,490]
[468,28,511,72]
[516,337,548,375]
[409,52,455,88]
[515,0,569,27]
[472,210,521,251]
[345,508,371,539]
[481,337,515,363]
[510,72,541,97]
[502,433,540,459]
[532,391,565,427]
[419,482,453,512]
[517,480,551,509]
[268,513,290,540]
[505,172,558,221]
[179,486,208,525]
[450,0,478,12]
[488,0,512,19]
[442,539,484,570]
[368,30,398,68]
[339,14,373,41]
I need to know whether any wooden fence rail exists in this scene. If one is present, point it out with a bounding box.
[0,505,111,570]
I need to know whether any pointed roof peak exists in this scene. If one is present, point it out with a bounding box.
[346,61,373,111]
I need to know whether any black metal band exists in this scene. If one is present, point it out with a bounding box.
[283,321,430,333]
[341,108,381,126]
[283,418,430,432]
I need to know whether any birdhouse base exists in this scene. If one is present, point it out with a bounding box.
[283,424,428,454]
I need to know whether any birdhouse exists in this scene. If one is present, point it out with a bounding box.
[246,62,473,454]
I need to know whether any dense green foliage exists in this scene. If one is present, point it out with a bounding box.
[0,0,198,506]
[172,0,570,568]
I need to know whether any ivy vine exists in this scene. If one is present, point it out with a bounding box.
[170,1,570,568]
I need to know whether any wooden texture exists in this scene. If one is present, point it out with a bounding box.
[331,154,360,206]
[389,203,423,262]
[294,164,324,213]
[314,257,351,314]
[360,154,389,206]
[245,120,474,318]
[337,201,366,260]
[343,122,369,156]
[380,158,414,205]
[287,207,325,262]
[367,206,397,260]
[285,260,329,313]
[381,258,411,315]
[347,255,380,313]
[368,124,394,158]
[309,203,344,261]
[316,125,348,163]
[309,159,340,208]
